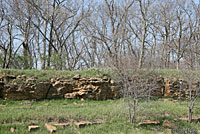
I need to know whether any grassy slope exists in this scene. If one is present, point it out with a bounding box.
[0,68,200,80]
[0,98,200,134]
[0,68,113,81]
[154,69,200,79]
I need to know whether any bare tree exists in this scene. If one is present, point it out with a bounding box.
[110,54,159,123]
[0,0,199,70]
[181,71,200,123]
[0,1,14,69]
[8,0,35,69]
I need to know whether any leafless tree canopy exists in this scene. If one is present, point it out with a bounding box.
[0,0,199,70]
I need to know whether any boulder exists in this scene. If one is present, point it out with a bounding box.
[28,125,40,131]
[45,124,56,133]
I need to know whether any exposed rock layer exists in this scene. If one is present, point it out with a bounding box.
[0,74,199,100]
[0,75,120,100]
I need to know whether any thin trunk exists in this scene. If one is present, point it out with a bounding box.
[131,99,137,123]
[2,49,7,68]
[188,106,192,123]
[42,21,47,69]
[47,0,56,68]
[6,41,12,69]
[23,42,29,69]
[138,22,146,69]
[176,18,182,70]
[6,24,12,69]
[188,82,192,123]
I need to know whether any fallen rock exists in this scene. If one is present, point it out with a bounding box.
[178,117,188,121]
[53,123,70,128]
[92,119,104,125]
[74,120,103,128]
[28,125,40,131]
[45,123,56,133]
[192,116,200,122]
[73,102,78,105]
[178,117,200,122]
[74,121,92,128]
[10,127,15,132]
[139,120,160,126]
[162,120,177,129]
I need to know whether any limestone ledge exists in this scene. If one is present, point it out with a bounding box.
[0,74,199,100]
[0,75,120,100]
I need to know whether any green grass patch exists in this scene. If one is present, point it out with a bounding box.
[1,68,200,81]
[0,98,200,133]
[154,69,200,79]
[0,68,114,81]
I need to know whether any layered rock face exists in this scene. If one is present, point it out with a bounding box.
[1,75,51,100]
[0,74,199,100]
[164,78,200,98]
[0,75,120,100]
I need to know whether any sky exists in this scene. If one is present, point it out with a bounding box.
[194,0,200,4]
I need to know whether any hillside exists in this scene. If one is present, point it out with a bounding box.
[0,68,200,80]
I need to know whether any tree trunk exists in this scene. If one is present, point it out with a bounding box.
[23,42,29,69]
[6,24,13,69]
[188,106,192,123]
[47,0,56,69]
[2,48,7,69]
[138,22,146,69]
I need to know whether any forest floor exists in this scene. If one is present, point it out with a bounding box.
[0,98,200,134]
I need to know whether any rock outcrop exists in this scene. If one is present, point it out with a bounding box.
[63,76,119,100]
[0,74,199,100]
[0,74,120,100]
[164,78,200,98]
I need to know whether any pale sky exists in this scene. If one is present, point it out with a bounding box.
[194,0,200,4]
